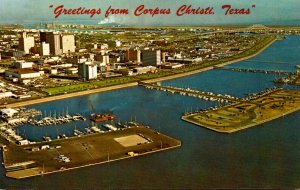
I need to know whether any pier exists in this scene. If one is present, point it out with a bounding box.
[139,82,242,103]
[1,125,181,179]
[214,66,292,75]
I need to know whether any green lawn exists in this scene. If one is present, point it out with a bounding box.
[43,77,138,95]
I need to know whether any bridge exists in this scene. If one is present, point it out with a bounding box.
[214,67,292,75]
[243,60,289,64]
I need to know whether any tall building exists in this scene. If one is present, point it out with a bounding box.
[125,49,141,63]
[46,32,62,55]
[78,62,98,80]
[40,32,47,43]
[40,32,62,55]
[141,50,161,66]
[61,35,75,54]
[19,32,35,54]
[40,42,50,56]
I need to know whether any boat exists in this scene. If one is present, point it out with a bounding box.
[90,126,101,133]
[90,113,117,123]
[43,136,52,142]
[57,134,68,139]
[74,129,83,136]
[103,124,118,131]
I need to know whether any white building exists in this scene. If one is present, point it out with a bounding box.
[100,44,109,50]
[40,42,50,56]
[14,60,33,69]
[115,40,122,47]
[61,35,75,54]
[5,69,41,79]
[0,92,14,99]
[133,66,157,75]
[0,108,18,117]
[19,32,35,54]
[78,62,98,80]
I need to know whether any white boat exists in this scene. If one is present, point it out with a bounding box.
[103,124,118,131]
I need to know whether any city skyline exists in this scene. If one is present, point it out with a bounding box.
[1,0,300,25]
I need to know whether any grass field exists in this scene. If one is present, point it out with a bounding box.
[182,89,300,133]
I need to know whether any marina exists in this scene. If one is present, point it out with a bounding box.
[139,82,241,103]
[28,113,86,126]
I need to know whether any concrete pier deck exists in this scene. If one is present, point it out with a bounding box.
[1,126,181,179]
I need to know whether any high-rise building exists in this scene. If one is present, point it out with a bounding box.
[61,35,75,54]
[19,32,35,54]
[125,49,141,63]
[40,32,47,43]
[141,50,161,66]
[78,62,98,80]
[46,32,62,55]
[40,42,50,56]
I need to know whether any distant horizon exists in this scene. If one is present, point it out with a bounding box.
[1,20,300,28]
[1,0,300,26]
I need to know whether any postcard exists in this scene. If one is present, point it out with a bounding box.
[0,0,300,189]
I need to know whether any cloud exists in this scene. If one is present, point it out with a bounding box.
[98,16,116,25]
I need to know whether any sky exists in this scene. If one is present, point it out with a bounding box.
[0,0,300,26]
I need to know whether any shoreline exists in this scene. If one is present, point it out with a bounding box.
[5,82,138,108]
[5,38,277,108]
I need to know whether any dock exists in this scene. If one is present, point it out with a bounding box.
[1,125,181,179]
[139,82,241,103]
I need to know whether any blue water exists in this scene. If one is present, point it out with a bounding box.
[226,36,300,72]
[1,36,300,189]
